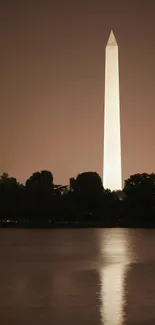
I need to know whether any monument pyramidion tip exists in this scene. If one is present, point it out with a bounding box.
[107,30,117,46]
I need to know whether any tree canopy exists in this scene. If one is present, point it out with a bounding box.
[0,170,155,227]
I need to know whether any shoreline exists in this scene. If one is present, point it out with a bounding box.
[0,221,155,229]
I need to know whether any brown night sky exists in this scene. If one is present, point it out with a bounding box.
[0,0,155,186]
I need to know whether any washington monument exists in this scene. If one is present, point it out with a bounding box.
[103,30,122,191]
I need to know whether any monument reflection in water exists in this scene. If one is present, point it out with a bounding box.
[99,229,133,325]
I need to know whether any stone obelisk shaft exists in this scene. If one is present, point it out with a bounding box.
[103,30,122,190]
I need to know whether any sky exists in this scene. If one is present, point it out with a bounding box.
[1,0,155,186]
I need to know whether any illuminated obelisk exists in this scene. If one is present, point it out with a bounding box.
[103,30,122,190]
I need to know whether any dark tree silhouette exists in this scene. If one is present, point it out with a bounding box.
[69,172,104,219]
[123,173,155,225]
[1,169,155,227]
[26,170,54,190]
[0,172,19,188]
[124,173,155,200]
[69,177,77,191]
[25,170,54,219]
[0,173,21,219]
[74,172,103,197]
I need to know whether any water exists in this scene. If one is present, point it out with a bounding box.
[0,228,155,325]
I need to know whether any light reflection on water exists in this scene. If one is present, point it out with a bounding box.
[99,230,135,325]
[100,264,126,325]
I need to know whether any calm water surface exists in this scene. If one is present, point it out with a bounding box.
[0,228,155,324]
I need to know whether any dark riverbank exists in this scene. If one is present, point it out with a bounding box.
[1,220,155,229]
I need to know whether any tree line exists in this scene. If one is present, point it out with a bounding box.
[0,171,155,227]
